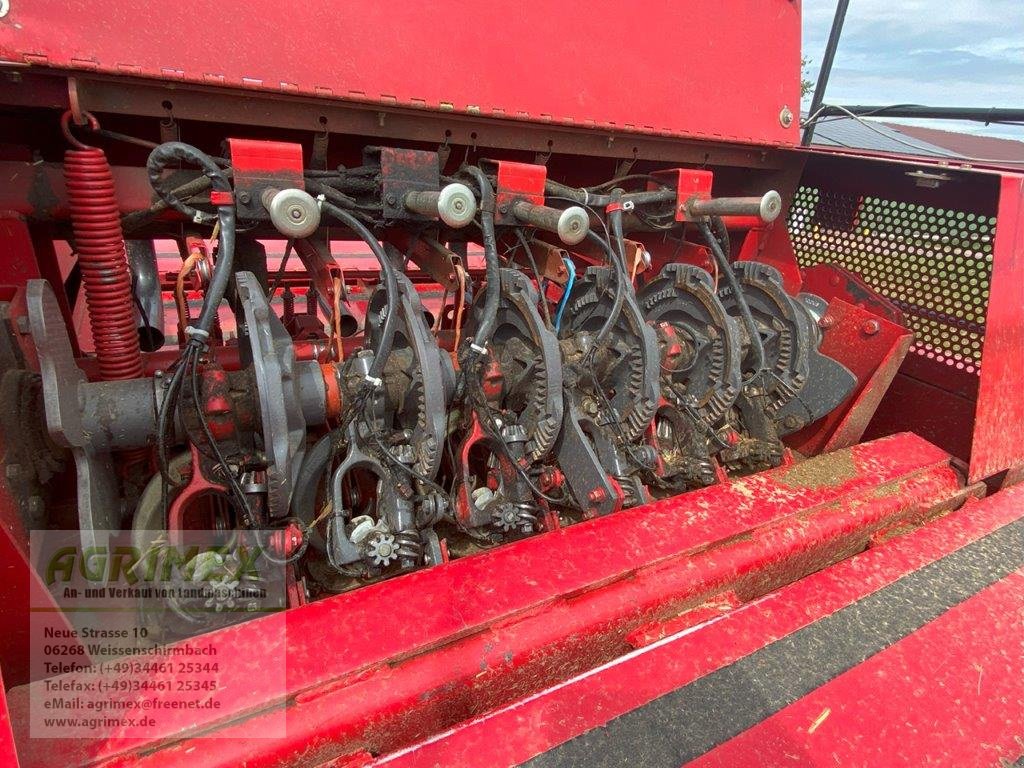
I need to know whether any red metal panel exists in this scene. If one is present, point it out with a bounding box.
[0,667,19,768]
[970,174,1024,482]
[7,433,963,767]
[690,572,1024,767]
[365,484,1024,768]
[228,139,305,188]
[786,299,912,455]
[744,224,803,294]
[0,1,800,147]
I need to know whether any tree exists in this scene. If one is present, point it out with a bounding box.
[801,57,814,98]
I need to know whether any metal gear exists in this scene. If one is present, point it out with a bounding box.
[490,501,538,534]
[367,532,399,567]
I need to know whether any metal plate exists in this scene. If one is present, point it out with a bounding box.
[0,1,800,147]
[789,185,994,376]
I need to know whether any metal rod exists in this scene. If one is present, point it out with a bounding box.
[802,0,851,146]
[512,201,590,245]
[686,192,782,223]
[817,105,1024,124]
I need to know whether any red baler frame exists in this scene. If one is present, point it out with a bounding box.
[0,1,1022,766]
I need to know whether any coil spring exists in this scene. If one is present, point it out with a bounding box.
[61,112,143,382]
[393,529,423,565]
[614,475,640,508]
[511,502,539,532]
[491,501,540,534]
[281,287,296,323]
[695,459,716,487]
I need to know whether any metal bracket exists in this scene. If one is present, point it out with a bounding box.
[237,271,311,519]
[27,280,120,545]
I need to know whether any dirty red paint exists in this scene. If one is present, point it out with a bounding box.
[8,433,966,767]
[363,484,1024,768]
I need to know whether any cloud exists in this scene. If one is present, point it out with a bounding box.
[802,0,1024,139]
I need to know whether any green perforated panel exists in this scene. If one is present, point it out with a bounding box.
[788,186,994,374]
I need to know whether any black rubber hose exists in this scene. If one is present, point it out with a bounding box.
[584,198,627,350]
[121,175,212,234]
[543,179,675,210]
[711,215,731,256]
[146,142,227,225]
[698,218,766,373]
[146,142,235,338]
[319,201,398,380]
[462,166,501,358]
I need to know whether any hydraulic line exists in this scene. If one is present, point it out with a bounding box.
[146,141,238,519]
[584,229,626,352]
[146,142,236,340]
[461,166,501,358]
[61,111,144,382]
[543,178,676,209]
[318,201,398,381]
[697,218,766,373]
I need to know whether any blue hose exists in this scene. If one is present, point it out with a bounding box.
[554,257,576,332]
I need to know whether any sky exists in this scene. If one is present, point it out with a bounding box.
[802,0,1024,140]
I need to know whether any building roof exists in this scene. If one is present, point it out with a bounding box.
[806,113,1024,169]
[807,115,963,159]
[881,123,1024,164]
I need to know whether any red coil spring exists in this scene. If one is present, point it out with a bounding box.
[61,111,144,382]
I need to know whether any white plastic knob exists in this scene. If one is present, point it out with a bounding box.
[436,183,477,228]
[265,187,321,238]
[556,206,590,245]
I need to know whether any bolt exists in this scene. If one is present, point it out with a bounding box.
[862,319,880,336]
[498,203,509,215]
[818,315,836,330]
[587,487,607,504]
[779,105,794,128]
[5,463,21,480]
[782,414,802,430]
[237,190,251,205]
[385,194,397,206]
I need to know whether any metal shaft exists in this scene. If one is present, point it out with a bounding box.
[687,191,782,223]
[817,104,1024,124]
[512,201,589,245]
[802,0,851,146]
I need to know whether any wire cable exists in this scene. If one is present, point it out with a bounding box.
[803,104,1024,166]
[553,257,576,332]
[318,202,398,381]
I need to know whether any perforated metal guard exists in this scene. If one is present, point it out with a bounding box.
[789,186,995,374]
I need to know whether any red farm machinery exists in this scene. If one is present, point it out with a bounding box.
[0,1,1021,766]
